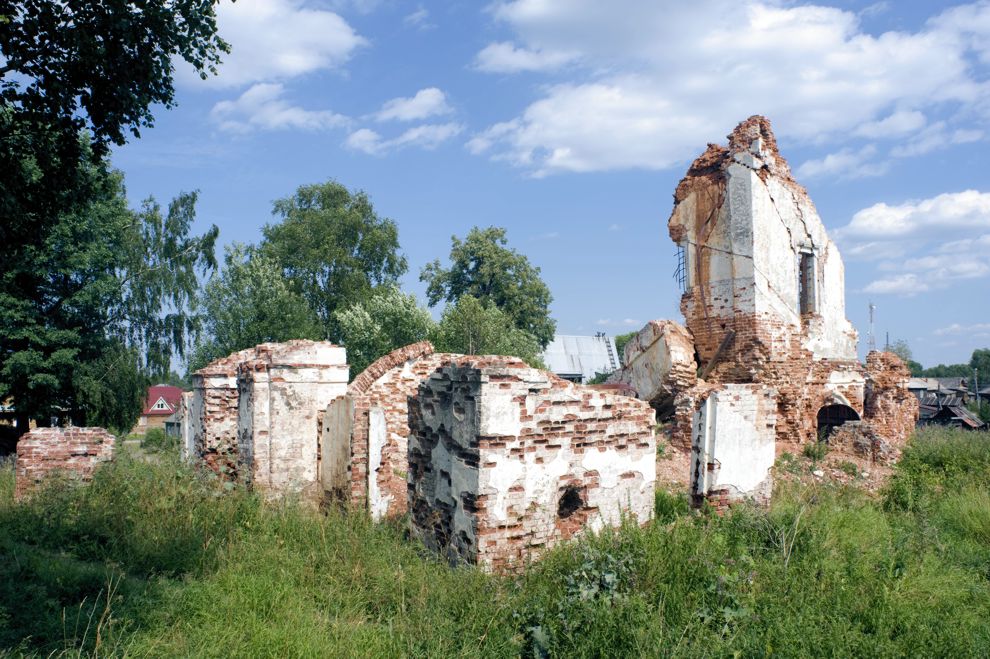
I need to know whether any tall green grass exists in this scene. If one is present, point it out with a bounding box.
[2,428,989,656]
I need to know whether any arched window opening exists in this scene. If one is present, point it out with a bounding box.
[816,404,860,442]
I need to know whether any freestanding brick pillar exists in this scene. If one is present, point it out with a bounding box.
[237,341,348,498]
[15,427,115,500]
[408,357,656,572]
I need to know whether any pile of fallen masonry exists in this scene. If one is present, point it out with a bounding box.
[14,116,918,571]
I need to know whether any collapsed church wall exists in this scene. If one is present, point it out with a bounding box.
[408,356,656,572]
[320,341,458,519]
[611,116,917,508]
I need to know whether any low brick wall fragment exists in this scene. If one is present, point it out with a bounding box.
[408,356,656,572]
[15,427,115,500]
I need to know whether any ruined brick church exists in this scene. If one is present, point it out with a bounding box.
[15,116,917,570]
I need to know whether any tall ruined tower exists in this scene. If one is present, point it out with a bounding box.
[668,116,858,380]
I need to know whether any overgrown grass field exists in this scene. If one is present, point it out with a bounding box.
[2,427,989,657]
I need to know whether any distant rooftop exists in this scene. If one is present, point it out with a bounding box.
[542,334,619,384]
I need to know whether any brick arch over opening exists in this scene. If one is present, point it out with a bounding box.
[816,403,860,440]
[348,341,435,394]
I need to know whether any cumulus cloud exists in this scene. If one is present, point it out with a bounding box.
[180,0,366,89]
[474,42,578,73]
[345,122,464,155]
[840,191,990,295]
[796,145,889,180]
[210,83,350,133]
[376,88,452,122]
[840,190,990,238]
[470,0,990,175]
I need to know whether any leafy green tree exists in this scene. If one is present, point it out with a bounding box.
[0,154,216,431]
[335,287,435,377]
[970,349,990,384]
[261,181,408,339]
[1,1,228,432]
[1,0,229,269]
[189,244,323,373]
[421,227,556,348]
[888,339,923,375]
[430,296,545,368]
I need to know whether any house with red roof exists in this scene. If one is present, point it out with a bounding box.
[132,384,185,434]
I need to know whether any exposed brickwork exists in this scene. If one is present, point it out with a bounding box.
[863,351,919,462]
[610,116,918,505]
[191,347,259,478]
[336,341,459,519]
[15,427,115,500]
[408,356,656,572]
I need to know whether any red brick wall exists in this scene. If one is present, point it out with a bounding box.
[343,341,457,518]
[15,427,115,500]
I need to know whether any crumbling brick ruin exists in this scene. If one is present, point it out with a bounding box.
[186,340,347,498]
[612,116,918,510]
[190,347,259,477]
[320,341,457,519]
[15,427,115,500]
[237,341,348,498]
[408,356,656,571]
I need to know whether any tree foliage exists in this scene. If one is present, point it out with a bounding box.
[189,244,323,373]
[0,152,216,429]
[430,296,545,368]
[421,227,556,348]
[334,287,435,378]
[261,181,407,339]
[1,0,229,263]
[0,0,229,431]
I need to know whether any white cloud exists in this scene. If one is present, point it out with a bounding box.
[891,121,984,157]
[863,274,928,295]
[404,6,435,29]
[474,42,578,73]
[376,88,452,122]
[345,122,464,155]
[842,191,990,295]
[840,190,990,238]
[471,0,990,175]
[853,110,926,139]
[796,145,888,180]
[210,83,350,133]
[935,323,990,336]
[181,0,366,88]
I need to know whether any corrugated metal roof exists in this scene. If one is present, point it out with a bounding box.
[542,334,619,384]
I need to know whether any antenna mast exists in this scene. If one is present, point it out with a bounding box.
[868,302,877,352]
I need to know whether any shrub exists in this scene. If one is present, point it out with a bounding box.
[141,426,177,452]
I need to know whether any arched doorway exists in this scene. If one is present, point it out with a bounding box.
[816,404,860,441]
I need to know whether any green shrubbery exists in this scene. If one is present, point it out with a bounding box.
[140,427,178,453]
[1,428,989,656]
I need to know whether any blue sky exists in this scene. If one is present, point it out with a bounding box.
[113,0,990,369]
